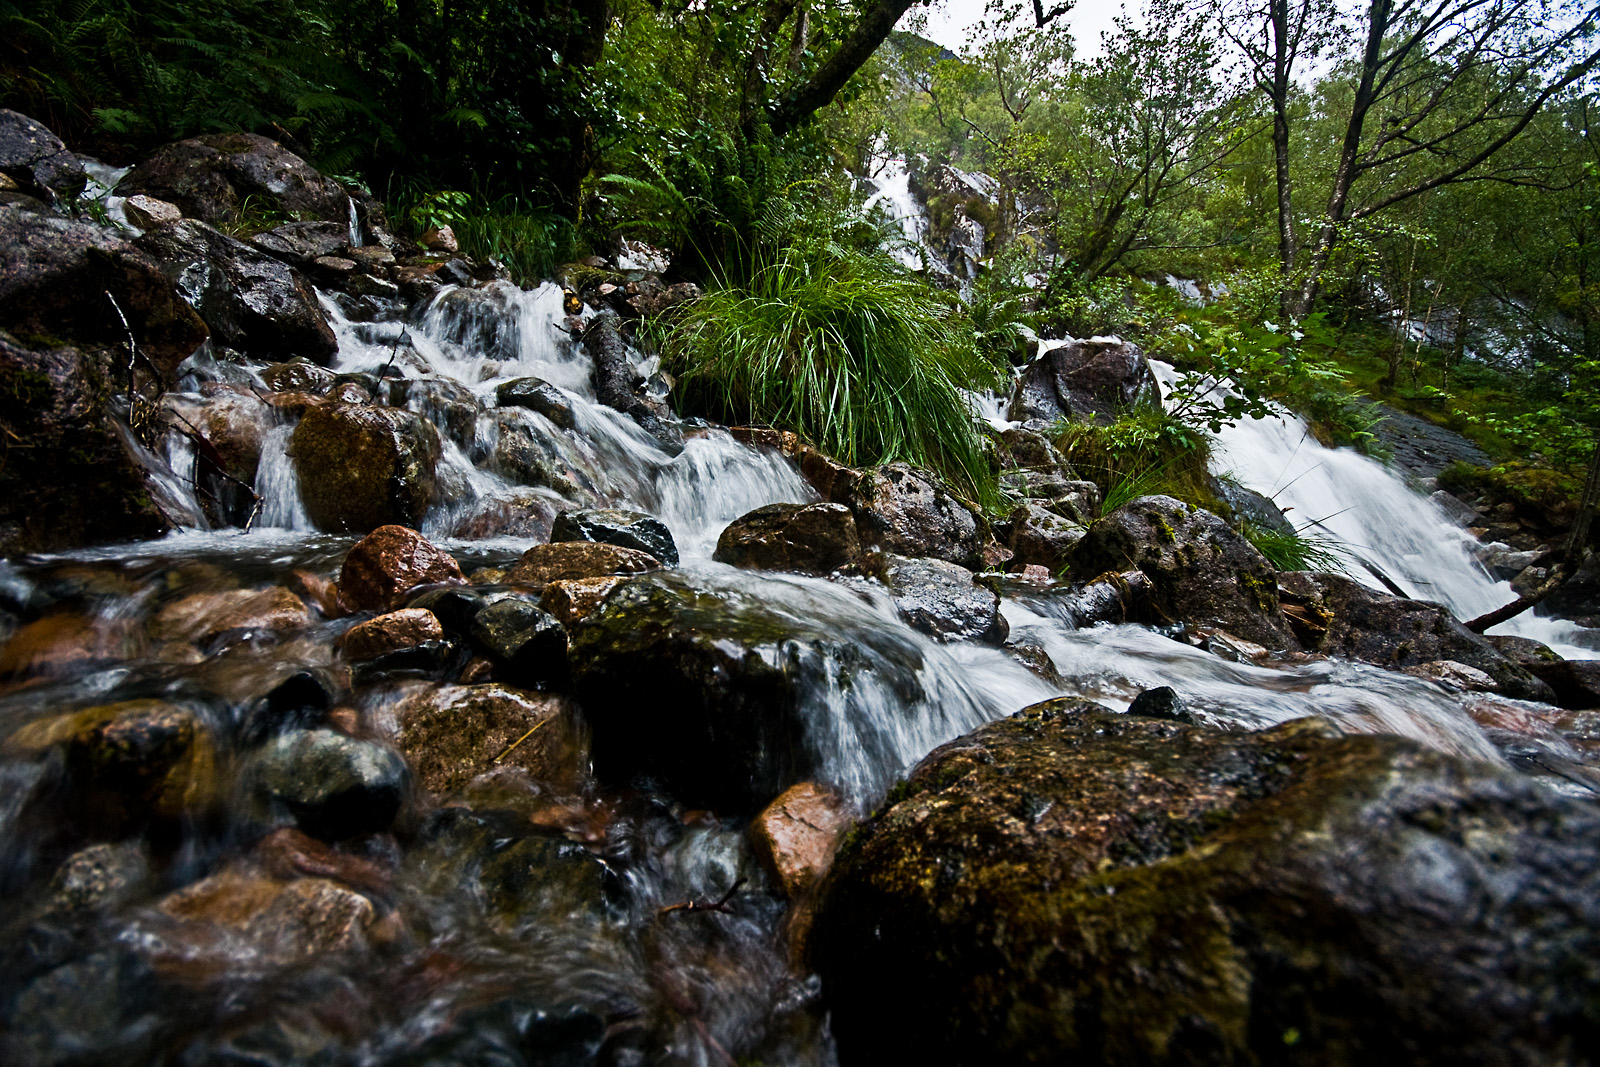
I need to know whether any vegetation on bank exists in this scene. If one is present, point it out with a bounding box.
[6,0,1600,530]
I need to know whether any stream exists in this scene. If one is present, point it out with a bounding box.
[0,278,1585,1066]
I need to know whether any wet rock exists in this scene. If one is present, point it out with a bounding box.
[1279,571,1553,702]
[1431,488,1481,527]
[1072,495,1299,649]
[1403,658,1499,691]
[569,571,926,810]
[749,782,854,898]
[292,404,441,532]
[0,110,85,204]
[1524,658,1600,710]
[1006,337,1158,423]
[845,464,984,568]
[1215,479,1295,536]
[249,220,349,268]
[0,203,209,369]
[1536,553,1600,623]
[389,375,477,449]
[0,612,127,681]
[1126,684,1197,724]
[608,277,702,320]
[339,608,444,662]
[122,194,182,230]
[552,507,679,565]
[403,807,616,931]
[0,335,175,555]
[469,599,569,687]
[405,585,489,638]
[136,219,337,363]
[874,554,1007,644]
[115,132,352,230]
[997,424,1068,470]
[814,699,1600,1066]
[396,684,586,794]
[445,489,561,541]
[1022,569,1159,628]
[152,586,310,644]
[240,670,335,744]
[713,502,861,575]
[493,407,587,496]
[1003,637,1064,686]
[43,841,153,914]
[539,576,627,626]
[5,699,216,834]
[259,357,336,394]
[338,526,464,613]
[161,388,269,486]
[1006,502,1086,572]
[504,541,660,591]
[242,728,409,839]
[154,865,377,966]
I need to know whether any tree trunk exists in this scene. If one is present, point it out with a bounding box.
[1269,0,1300,319]
[767,0,920,136]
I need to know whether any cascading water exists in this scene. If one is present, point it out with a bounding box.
[4,272,1582,1066]
[1189,369,1600,658]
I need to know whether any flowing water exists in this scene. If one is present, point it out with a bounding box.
[0,285,1578,1066]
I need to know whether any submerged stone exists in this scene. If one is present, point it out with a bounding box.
[552,507,679,565]
[242,728,408,840]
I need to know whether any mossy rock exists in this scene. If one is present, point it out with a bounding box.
[290,402,440,533]
[1070,494,1299,649]
[813,699,1600,1065]
[567,570,926,811]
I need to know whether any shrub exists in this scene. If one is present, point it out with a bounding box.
[386,186,574,286]
[663,242,1004,506]
[1054,410,1217,513]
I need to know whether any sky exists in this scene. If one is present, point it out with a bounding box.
[911,0,1130,57]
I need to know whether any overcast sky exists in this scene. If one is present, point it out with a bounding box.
[911,0,1130,57]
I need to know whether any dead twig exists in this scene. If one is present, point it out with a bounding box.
[658,876,746,916]
[491,718,547,764]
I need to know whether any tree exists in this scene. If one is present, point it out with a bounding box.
[1221,0,1600,317]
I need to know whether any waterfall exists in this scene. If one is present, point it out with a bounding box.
[1208,389,1598,658]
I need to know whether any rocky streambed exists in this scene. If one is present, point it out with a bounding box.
[2,110,1600,1066]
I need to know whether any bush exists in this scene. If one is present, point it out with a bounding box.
[386,186,575,286]
[663,242,1003,506]
[1053,410,1216,513]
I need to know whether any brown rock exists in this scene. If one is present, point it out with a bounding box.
[749,781,854,897]
[255,827,392,895]
[539,577,627,626]
[395,683,586,794]
[339,608,443,661]
[0,613,126,681]
[420,225,458,253]
[154,865,376,969]
[152,586,310,644]
[290,403,441,532]
[4,699,216,832]
[288,568,341,617]
[504,541,660,591]
[338,525,464,612]
[713,502,861,575]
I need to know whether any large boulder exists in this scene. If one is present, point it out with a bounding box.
[844,464,984,568]
[1279,571,1554,702]
[291,404,441,532]
[813,699,1600,1066]
[713,502,862,575]
[0,202,208,369]
[0,334,171,554]
[136,219,337,363]
[1006,337,1157,423]
[0,110,85,205]
[568,570,929,810]
[114,132,351,230]
[1071,495,1300,649]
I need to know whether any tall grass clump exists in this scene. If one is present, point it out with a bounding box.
[1241,523,1348,573]
[663,243,1003,506]
[387,186,574,286]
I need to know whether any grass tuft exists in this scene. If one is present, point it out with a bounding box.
[662,243,1003,506]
